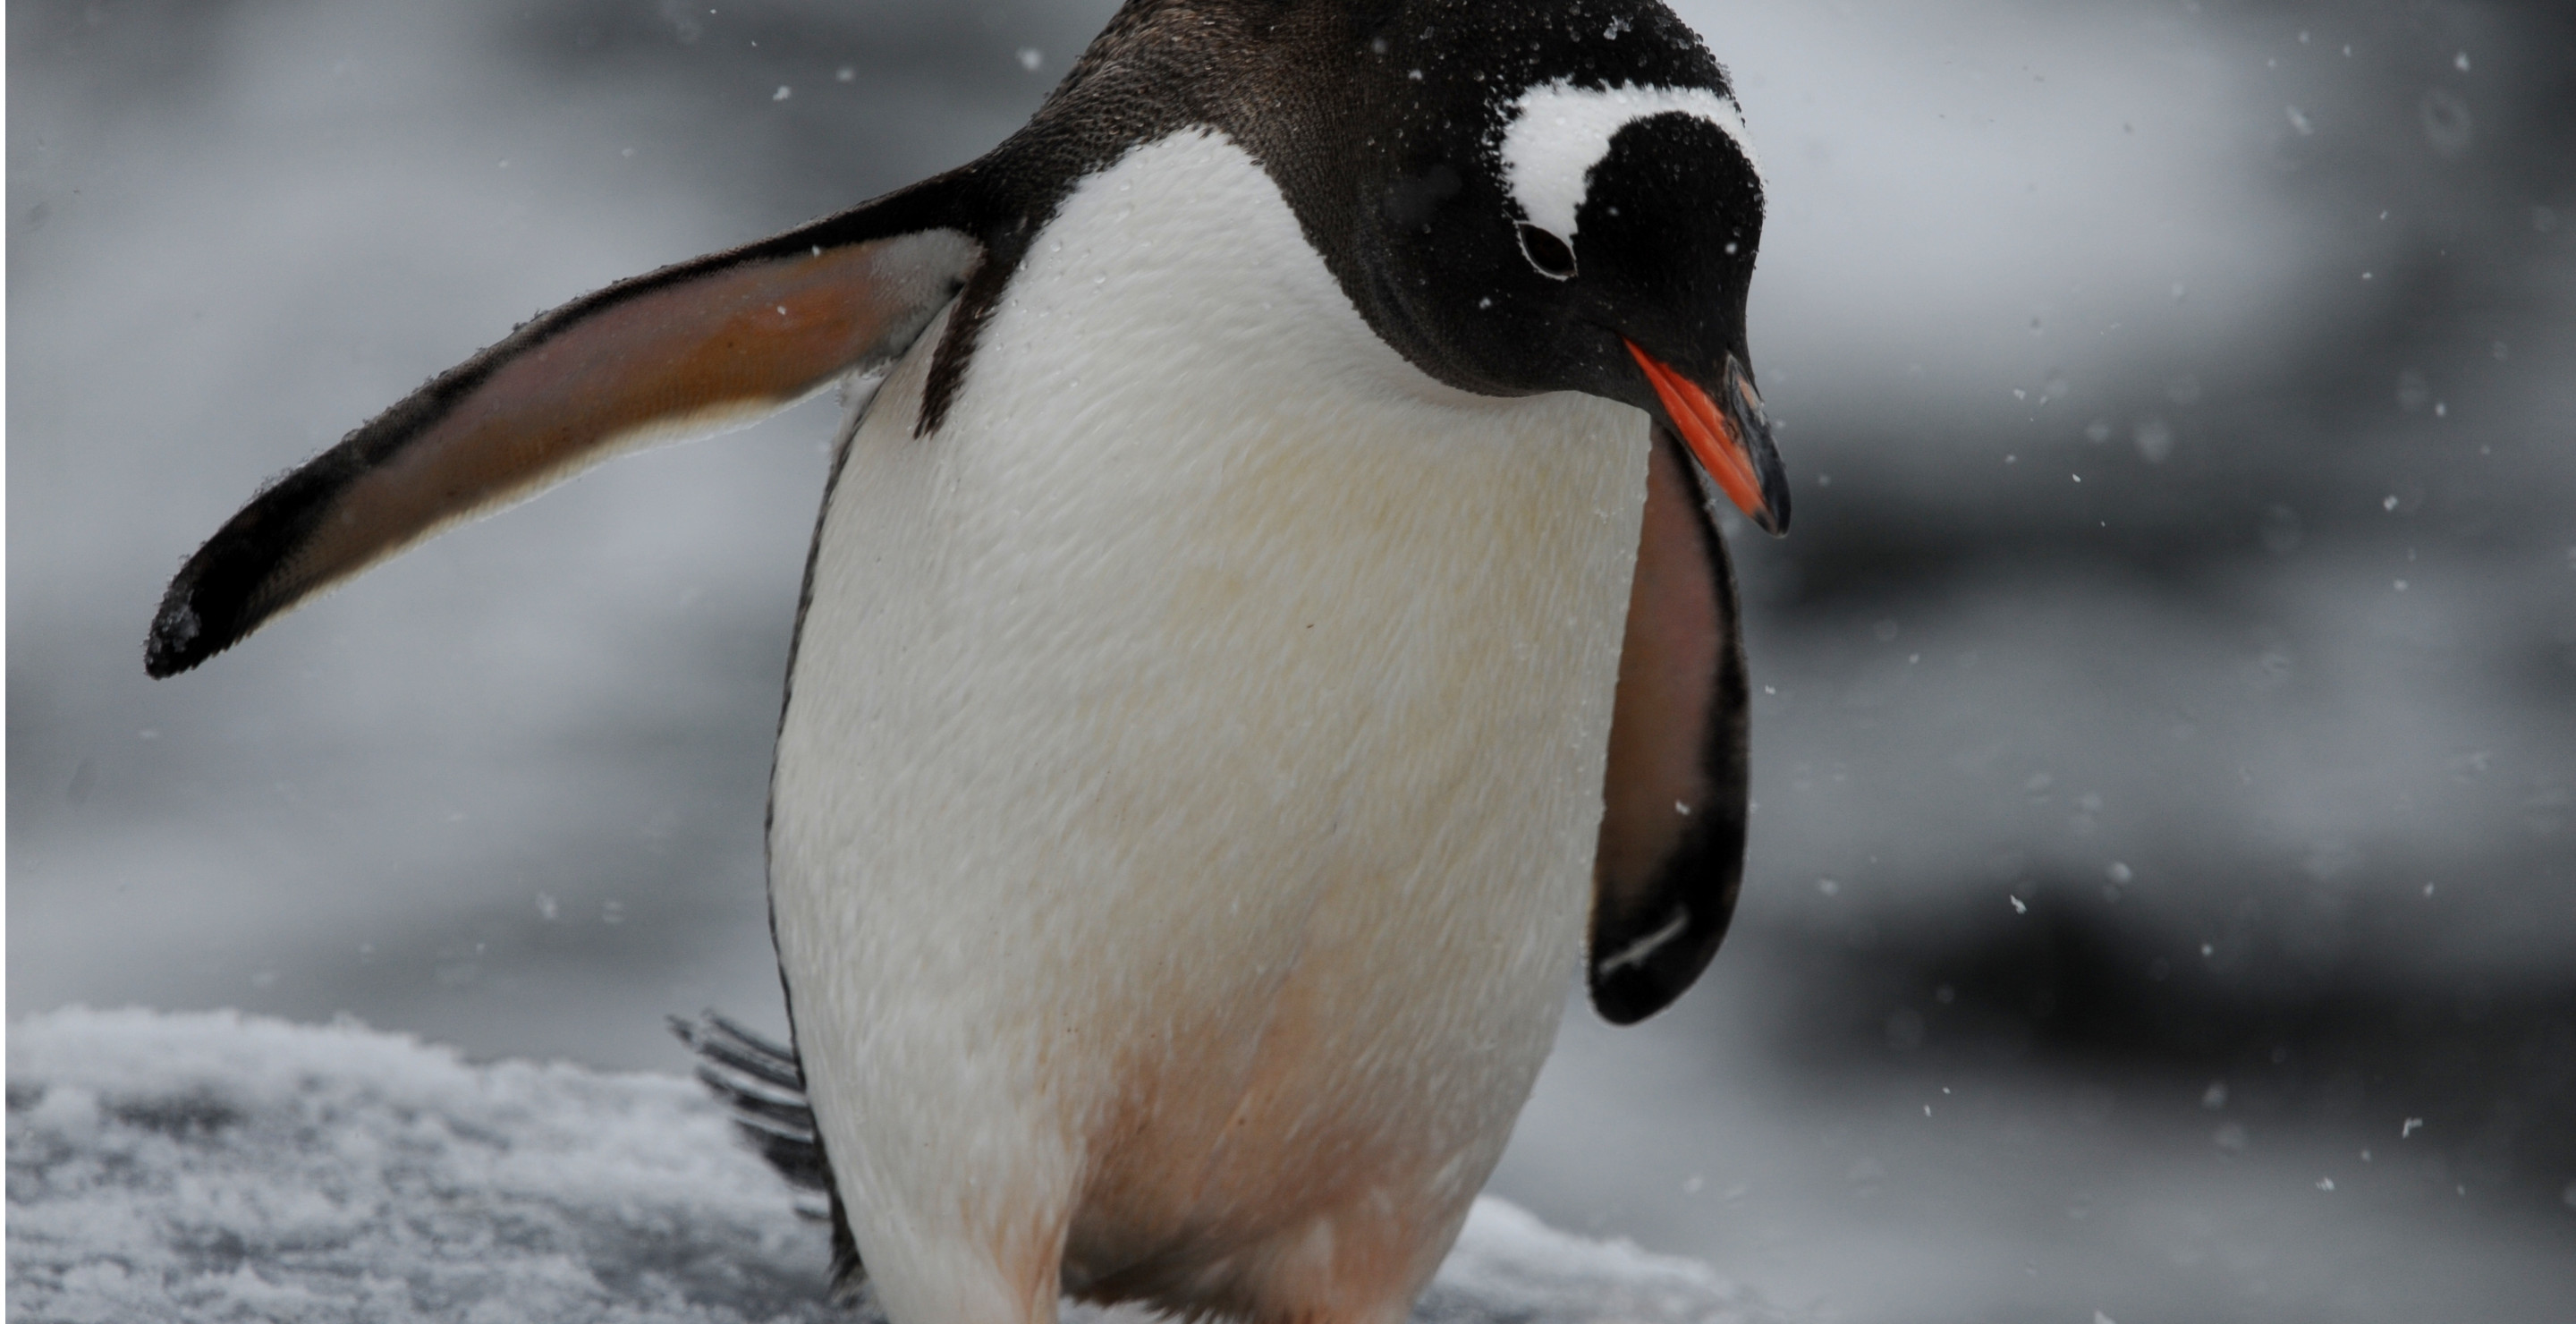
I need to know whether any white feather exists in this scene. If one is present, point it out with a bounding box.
[768,128,1649,1324]
[1497,81,1760,242]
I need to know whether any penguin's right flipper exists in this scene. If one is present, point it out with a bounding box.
[671,1011,868,1303]
[1586,427,1752,1025]
[146,178,984,678]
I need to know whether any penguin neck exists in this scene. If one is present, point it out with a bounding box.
[986,126,1504,413]
[805,125,1654,816]
[951,123,1652,552]
[859,126,1657,709]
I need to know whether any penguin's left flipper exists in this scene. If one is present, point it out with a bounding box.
[671,1012,868,1303]
[144,178,984,678]
[1587,426,1754,1025]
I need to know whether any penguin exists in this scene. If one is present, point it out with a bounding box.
[144,4,1791,1323]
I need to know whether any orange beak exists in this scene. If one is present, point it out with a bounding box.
[1623,339,1791,535]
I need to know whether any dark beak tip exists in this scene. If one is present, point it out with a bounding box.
[1717,356,1792,538]
[1751,450,1792,538]
[1760,469,1792,536]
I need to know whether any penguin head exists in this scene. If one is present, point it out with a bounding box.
[1318,1,1792,533]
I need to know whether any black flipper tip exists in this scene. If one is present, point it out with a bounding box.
[147,516,285,678]
[145,591,210,678]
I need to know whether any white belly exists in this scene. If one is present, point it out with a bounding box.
[767,129,1648,1322]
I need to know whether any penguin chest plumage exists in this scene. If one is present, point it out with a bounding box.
[767,129,1648,1316]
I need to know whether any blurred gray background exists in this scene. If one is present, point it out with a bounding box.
[10,1,2572,1320]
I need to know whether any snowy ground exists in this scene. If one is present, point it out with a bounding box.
[5,1008,1786,1324]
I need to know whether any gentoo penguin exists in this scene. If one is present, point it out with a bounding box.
[144,3,1791,1321]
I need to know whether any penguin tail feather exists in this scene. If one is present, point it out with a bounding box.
[670,1010,869,1303]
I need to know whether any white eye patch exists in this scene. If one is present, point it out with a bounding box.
[1496,80,1761,244]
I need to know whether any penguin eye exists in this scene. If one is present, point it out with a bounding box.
[1515,222,1578,281]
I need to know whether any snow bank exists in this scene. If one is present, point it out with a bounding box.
[7,1009,1784,1324]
